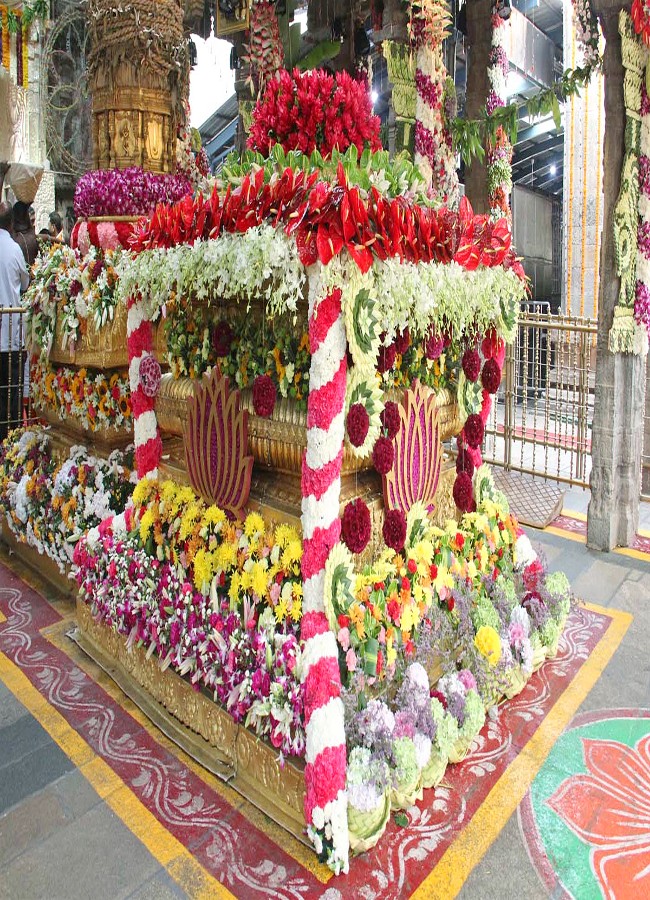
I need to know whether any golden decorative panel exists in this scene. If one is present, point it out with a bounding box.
[92,86,176,173]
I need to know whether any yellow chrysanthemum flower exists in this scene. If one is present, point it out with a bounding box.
[214,541,237,571]
[132,478,156,508]
[244,511,265,538]
[179,503,202,540]
[281,538,302,569]
[250,561,269,597]
[204,506,226,529]
[192,548,213,593]
[275,597,288,622]
[474,625,501,666]
[290,599,302,622]
[139,508,155,543]
[275,523,299,548]
[228,571,241,606]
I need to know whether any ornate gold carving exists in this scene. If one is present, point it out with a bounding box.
[75,597,307,843]
[49,301,129,369]
[91,86,176,173]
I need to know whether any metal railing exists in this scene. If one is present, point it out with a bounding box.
[0,307,30,440]
[483,305,598,491]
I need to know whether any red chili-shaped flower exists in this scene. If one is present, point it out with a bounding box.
[372,435,394,474]
[252,374,276,418]
[341,498,371,554]
[463,413,484,449]
[453,472,474,512]
[380,401,400,439]
[347,403,370,447]
[481,358,502,394]
[383,507,407,552]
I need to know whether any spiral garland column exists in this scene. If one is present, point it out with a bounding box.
[300,282,349,874]
[127,296,162,478]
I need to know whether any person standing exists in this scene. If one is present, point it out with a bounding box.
[12,201,39,267]
[0,201,29,439]
[49,211,64,242]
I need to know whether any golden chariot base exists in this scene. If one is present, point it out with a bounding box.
[0,527,76,599]
[74,598,307,844]
[41,409,133,457]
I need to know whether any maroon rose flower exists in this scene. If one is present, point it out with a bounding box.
[213,320,234,357]
[347,403,370,447]
[453,472,474,512]
[372,435,394,474]
[394,327,411,355]
[424,328,445,360]
[481,358,502,394]
[252,374,276,417]
[341,498,371,554]
[380,401,400,439]
[461,347,481,382]
[430,688,448,709]
[69,280,82,297]
[377,340,397,373]
[455,445,475,477]
[383,507,407,552]
[463,413,484,449]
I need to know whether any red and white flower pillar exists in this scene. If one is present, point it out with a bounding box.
[127,295,163,478]
[300,281,349,873]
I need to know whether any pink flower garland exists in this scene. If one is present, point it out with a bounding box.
[127,296,162,478]
[300,285,349,873]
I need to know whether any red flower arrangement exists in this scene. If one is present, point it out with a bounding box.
[453,472,474,513]
[463,413,484,449]
[455,445,475,477]
[213,321,234,357]
[347,403,370,447]
[380,401,400,440]
[377,340,397,374]
[252,374,277,417]
[341,498,371,554]
[382,508,407,552]
[462,347,481,382]
[247,68,381,159]
[424,328,445,360]
[481,358,502,394]
[394,328,411,355]
[372,436,394,474]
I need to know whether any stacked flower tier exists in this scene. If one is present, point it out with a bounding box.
[25,244,134,449]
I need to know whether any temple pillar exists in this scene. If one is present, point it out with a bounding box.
[587,2,647,549]
[464,0,492,215]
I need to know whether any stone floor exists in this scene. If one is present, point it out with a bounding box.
[0,526,648,900]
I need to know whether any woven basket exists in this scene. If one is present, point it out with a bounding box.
[448,732,475,764]
[502,665,528,700]
[390,773,423,811]
[348,790,391,855]
[421,748,448,790]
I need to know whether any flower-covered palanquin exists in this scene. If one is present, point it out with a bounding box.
[4,60,578,878]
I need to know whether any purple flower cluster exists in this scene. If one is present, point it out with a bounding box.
[489,45,509,76]
[639,220,650,259]
[486,90,503,115]
[635,279,650,335]
[414,121,440,167]
[74,167,192,218]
